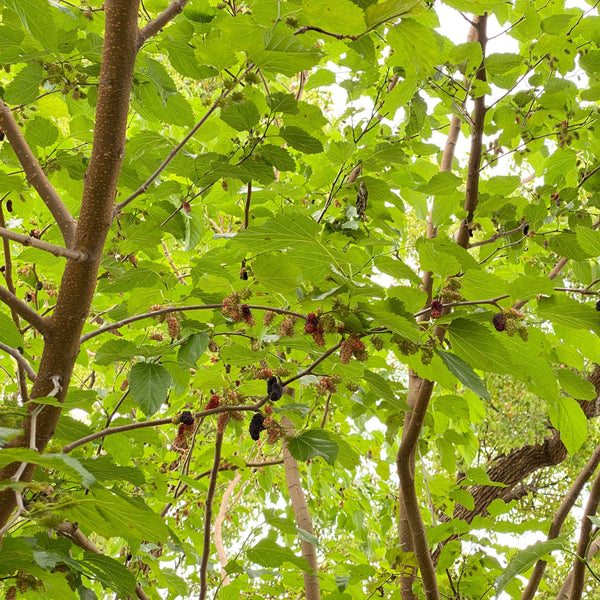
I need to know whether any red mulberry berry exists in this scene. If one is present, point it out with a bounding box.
[340,339,353,364]
[255,367,274,380]
[305,313,319,334]
[263,311,275,326]
[204,394,221,410]
[430,300,443,319]
[167,315,180,338]
[216,413,230,434]
[278,317,296,337]
[240,304,254,325]
[492,313,507,332]
[267,376,283,401]
[312,324,326,347]
[249,413,266,440]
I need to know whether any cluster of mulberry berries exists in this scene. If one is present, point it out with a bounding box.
[267,376,283,401]
[492,309,528,341]
[166,315,180,339]
[305,313,325,346]
[340,333,368,364]
[222,290,253,323]
[263,310,276,326]
[204,394,221,410]
[249,411,281,443]
[172,411,196,450]
[314,375,341,396]
[254,366,275,380]
[396,339,420,356]
[430,299,443,320]
[278,316,296,337]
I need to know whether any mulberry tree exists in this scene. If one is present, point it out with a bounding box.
[1,1,600,599]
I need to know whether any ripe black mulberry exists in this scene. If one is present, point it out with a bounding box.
[249,413,266,440]
[267,376,283,401]
[492,313,507,332]
[179,410,195,425]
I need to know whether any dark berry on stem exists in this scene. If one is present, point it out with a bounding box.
[249,413,265,440]
[596,300,600,312]
[179,410,194,425]
[267,376,283,401]
[492,313,507,331]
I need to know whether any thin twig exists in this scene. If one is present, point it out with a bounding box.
[80,303,306,344]
[468,223,527,248]
[0,342,36,381]
[138,0,189,47]
[114,66,253,216]
[293,25,358,41]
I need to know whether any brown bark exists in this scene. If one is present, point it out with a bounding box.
[0,0,141,530]
[521,442,600,600]
[455,14,488,249]
[282,416,321,600]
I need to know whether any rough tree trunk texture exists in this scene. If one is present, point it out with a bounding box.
[0,0,141,529]
[453,365,600,524]
[282,416,321,600]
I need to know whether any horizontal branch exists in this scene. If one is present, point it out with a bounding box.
[0,284,48,334]
[468,223,527,248]
[0,227,88,261]
[80,303,306,344]
[0,341,36,381]
[293,25,358,41]
[64,338,341,453]
[138,0,189,48]
[0,102,76,247]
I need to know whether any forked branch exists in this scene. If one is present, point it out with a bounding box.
[138,0,189,47]
[0,227,88,261]
[0,103,76,247]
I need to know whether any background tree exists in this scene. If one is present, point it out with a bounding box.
[1,0,600,599]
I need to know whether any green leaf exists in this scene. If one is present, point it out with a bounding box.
[365,0,423,31]
[128,362,172,417]
[94,339,138,366]
[258,144,296,172]
[301,0,366,35]
[220,101,261,131]
[26,116,59,148]
[0,311,23,347]
[62,488,171,543]
[363,369,409,410]
[538,296,600,334]
[266,92,299,114]
[437,351,490,400]
[4,62,44,104]
[548,396,588,454]
[557,368,596,401]
[247,538,311,572]
[287,429,339,464]
[7,0,57,50]
[417,171,462,196]
[82,551,136,596]
[0,449,95,487]
[177,332,209,366]
[495,539,565,596]
[279,126,323,154]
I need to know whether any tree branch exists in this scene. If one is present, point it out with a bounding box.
[138,0,189,47]
[0,103,76,247]
[199,425,225,600]
[570,465,600,600]
[396,379,439,600]
[0,284,48,334]
[282,415,321,600]
[293,25,358,41]
[455,14,488,249]
[520,442,600,600]
[0,342,36,382]
[0,227,88,261]
[80,303,306,344]
[114,66,252,216]
[56,522,152,600]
